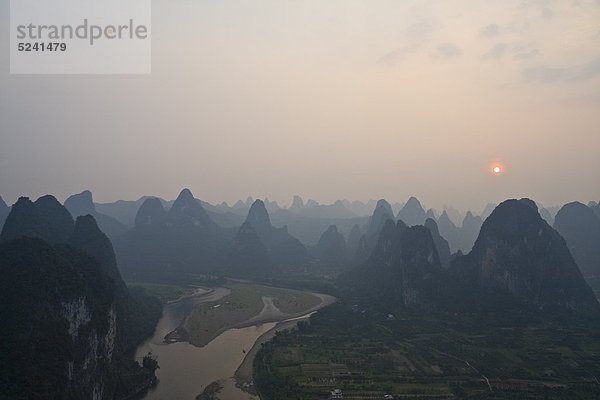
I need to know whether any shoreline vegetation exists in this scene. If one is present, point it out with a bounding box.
[195,380,224,400]
[127,282,202,304]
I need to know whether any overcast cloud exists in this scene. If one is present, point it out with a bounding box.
[1,0,599,211]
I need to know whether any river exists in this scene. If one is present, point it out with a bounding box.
[134,286,333,400]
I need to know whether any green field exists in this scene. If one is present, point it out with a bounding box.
[254,303,600,399]
[183,283,322,347]
[127,282,198,304]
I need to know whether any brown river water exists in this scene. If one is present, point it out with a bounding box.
[135,287,331,400]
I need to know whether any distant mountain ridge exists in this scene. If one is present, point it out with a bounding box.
[355,199,395,261]
[397,196,426,226]
[310,224,349,270]
[227,221,273,277]
[554,201,600,280]
[343,198,599,318]
[244,200,309,269]
[424,218,451,269]
[65,190,126,239]
[115,189,234,280]
[343,219,444,307]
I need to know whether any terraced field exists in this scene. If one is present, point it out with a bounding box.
[255,303,600,399]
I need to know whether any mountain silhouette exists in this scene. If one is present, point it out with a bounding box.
[397,196,426,226]
[244,200,309,269]
[554,201,600,279]
[227,221,272,277]
[451,199,599,314]
[355,199,395,261]
[344,219,443,307]
[64,190,126,238]
[425,218,452,269]
[311,224,348,269]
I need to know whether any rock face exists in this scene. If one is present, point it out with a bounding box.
[554,202,600,279]
[0,200,161,399]
[397,196,426,226]
[451,199,599,314]
[227,222,272,277]
[311,225,348,268]
[0,238,119,399]
[345,219,443,307]
[64,190,126,239]
[68,215,162,355]
[424,218,452,269]
[134,197,167,227]
[356,199,395,261]
[244,200,309,269]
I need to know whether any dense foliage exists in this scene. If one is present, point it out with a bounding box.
[0,197,163,400]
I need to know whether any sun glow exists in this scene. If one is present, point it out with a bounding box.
[491,163,505,176]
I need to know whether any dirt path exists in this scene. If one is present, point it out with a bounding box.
[234,291,337,329]
[166,286,212,304]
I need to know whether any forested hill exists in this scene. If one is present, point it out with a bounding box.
[0,196,162,399]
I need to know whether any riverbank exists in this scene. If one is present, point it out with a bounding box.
[234,292,337,394]
[167,286,212,304]
[169,283,326,347]
[136,283,335,399]
[161,287,231,343]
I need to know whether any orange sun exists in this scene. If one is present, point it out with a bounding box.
[491,162,505,176]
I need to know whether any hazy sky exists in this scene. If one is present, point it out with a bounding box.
[1,0,599,211]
